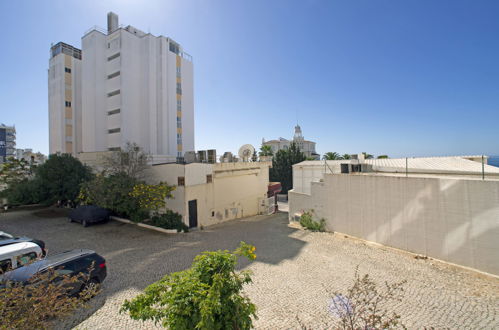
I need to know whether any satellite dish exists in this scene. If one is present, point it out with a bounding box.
[238,144,255,162]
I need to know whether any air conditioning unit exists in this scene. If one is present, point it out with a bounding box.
[207,149,216,163]
[197,150,207,163]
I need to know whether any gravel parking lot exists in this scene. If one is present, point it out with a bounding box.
[1,208,498,329]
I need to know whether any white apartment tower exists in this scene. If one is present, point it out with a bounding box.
[49,12,194,160]
[81,12,194,159]
[48,42,82,155]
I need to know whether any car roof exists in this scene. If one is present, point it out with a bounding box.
[0,242,40,255]
[0,249,97,282]
[0,231,15,239]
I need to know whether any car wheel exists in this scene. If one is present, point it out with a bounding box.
[82,220,89,227]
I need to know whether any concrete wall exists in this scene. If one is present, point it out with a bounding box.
[289,174,499,276]
[147,162,271,228]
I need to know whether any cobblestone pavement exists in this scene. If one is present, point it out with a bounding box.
[1,209,498,329]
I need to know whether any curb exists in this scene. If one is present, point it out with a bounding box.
[110,216,182,234]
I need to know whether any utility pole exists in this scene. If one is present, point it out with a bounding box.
[405,157,408,177]
[482,155,485,180]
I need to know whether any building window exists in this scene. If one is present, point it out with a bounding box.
[108,128,120,134]
[177,122,182,128]
[178,177,185,186]
[177,138,182,145]
[65,101,71,107]
[177,99,181,111]
[176,66,181,77]
[176,82,182,95]
[107,89,120,97]
[107,52,120,61]
[169,42,180,54]
[107,71,120,79]
[177,133,182,138]
[108,109,120,115]
[65,67,71,73]
[206,175,212,183]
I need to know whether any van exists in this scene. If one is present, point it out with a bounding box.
[0,242,43,273]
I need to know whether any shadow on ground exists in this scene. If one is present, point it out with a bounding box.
[0,209,303,328]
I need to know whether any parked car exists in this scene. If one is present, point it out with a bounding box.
[0,231,47,256]
[0,249,107,296]
[0,242,43,273]
[68,206,111,227]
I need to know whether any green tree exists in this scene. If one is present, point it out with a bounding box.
[323,152,341,160]
[121,242,257,329]
[270,142,306,194]
[362,152,374,159]
[79,173,141,218]
[377,155,389,159]
[259,145,273,157]
[35,154,93,205]
[342,154,351,160]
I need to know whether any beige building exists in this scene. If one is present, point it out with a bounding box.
[262,125,319,159]
[289,156,499,276]
[48,42,82,156]
[146,161,272,228]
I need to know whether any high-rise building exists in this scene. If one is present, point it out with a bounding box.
[48,42,82,156]
[0,124,16,163]
[48,12,194,161]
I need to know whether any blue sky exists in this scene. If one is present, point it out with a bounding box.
[1,0,498,158]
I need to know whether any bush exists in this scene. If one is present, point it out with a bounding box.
[151,210,188,232]
[121,242,257,329]
[0,179,43,206]
[328,267,406,329]
[34,154,93,205]
[79,173,141,218]
[300,211,326,232]
[0,267,99,329]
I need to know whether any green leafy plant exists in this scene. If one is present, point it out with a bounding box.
[129,182,175,213]
[121,242,257,329]
[299,211,326,232]
[79,172,143,218]
[151,210,188,232]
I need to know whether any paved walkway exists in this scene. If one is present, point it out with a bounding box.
[1,209,498,329]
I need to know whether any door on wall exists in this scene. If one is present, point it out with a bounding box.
[188,200,198,228]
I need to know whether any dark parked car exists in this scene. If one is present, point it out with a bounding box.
[0,231,47,256]
[68,205,111,227]
[0,249,107,296]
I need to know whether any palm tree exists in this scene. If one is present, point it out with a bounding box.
[259,145,273,157]
[377,155,389,159]
[362,152,374,159]
[323,152,341,160]
[342,154,351,160]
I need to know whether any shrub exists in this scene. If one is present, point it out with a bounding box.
[0,179,43,206]
[300,211,326,232]
[0,267,99,329]
[121,242,257,329]
[34,154,93,205]
[129,182,175,213]
[151,210,188,232]
[79,173,141,218]
[328,267,406,329]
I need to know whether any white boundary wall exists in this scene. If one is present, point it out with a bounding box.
[289,174,499,276]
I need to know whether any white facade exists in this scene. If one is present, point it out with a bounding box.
[48,42,82,155]
[289,155,499,276]
[263,125,319,159]
[81,13,194,158]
